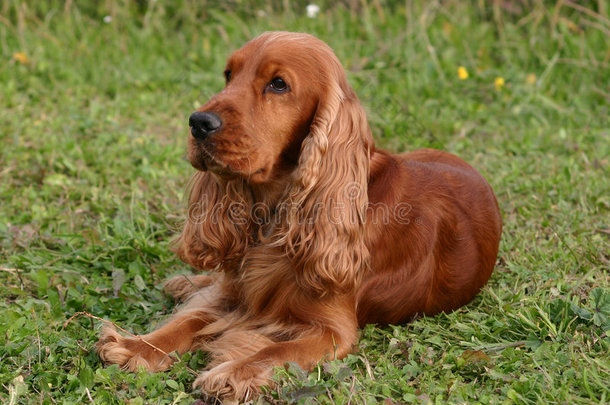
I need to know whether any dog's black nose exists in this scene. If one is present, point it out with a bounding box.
[189,111,222,140]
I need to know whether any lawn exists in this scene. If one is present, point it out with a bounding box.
[1,1,609,404]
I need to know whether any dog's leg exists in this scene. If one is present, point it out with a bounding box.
[96,309,215,372]
[194,327,357,401]
[97,282,224,372]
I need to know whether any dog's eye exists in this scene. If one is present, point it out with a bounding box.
[267,77,289,93]
[224,70,232,83]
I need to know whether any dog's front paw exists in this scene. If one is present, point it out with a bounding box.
[193,360,273,402]
[96,326,174,372]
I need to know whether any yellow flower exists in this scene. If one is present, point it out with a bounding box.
[13,52,30,65]
[457,66,469,80]
[442,21,452,36]
[494,77,505,91]
[526,73,536,85]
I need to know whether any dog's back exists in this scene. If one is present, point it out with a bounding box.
[357,148,502,325]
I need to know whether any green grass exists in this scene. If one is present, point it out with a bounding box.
[1,1,609,404]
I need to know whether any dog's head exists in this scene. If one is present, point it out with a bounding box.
[187,31,369,184]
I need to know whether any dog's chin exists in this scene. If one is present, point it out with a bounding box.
[189,149,224,173]
[189,155,242,179]
[190,159,233,177]
[198,161,272,184]
[189,149,274,183]
[189,158,208,172]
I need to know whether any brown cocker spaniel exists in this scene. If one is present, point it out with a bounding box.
[97,32,502,401]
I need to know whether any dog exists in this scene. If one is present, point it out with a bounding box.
[97,31,502,401]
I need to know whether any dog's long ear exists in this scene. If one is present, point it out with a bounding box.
[277,68,374,296]
[172,172,253,274]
